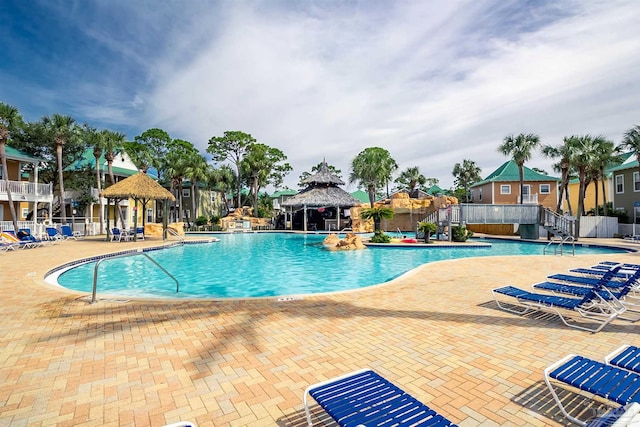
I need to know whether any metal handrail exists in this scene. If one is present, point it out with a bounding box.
[164,227,184,242]
[91,249,180,303]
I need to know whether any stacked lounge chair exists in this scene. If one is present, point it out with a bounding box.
[492,265,629,333]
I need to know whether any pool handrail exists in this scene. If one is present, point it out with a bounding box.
[91,249,180,303]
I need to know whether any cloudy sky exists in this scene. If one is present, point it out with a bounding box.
[1,0,639,190]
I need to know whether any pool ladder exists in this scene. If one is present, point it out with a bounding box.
[91,250,180,304]
[164,228,184,242]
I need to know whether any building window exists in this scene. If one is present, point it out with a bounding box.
[615,175,624,194]
[147,208,153,223]
[500,185,511,194]
[21,208,29,219]
[634,172,640,192]
[479,188,482,201]
[539,184,551,194]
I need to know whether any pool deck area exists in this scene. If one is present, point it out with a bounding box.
[1,234,640,426]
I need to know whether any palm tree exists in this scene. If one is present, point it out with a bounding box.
[541,138,574,215]
[498,133,540,204]
[360,206,394,233]
[568,135,599,238]
[620,125,640,178]
[42,114,78,223]
[101,129,126,227]
[0,103,24,232]
[184,152,209,221]
[394,166,427,197]
[350,147,397,207]
[590,137,617,216]
[84,126,106,233]
[451,159,481,203]
[209,165,236,215]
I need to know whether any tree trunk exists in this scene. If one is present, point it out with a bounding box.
[57,142,67,223]
[94,155,104,234]
[107,162,126,228]
[601,168,608,217]
[518,165,525,204]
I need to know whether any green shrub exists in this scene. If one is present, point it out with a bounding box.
[417,221,437,242]
[452,226,473,242]
[370,231,391,243]
[195,216,209,227]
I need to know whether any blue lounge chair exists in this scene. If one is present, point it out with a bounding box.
[544,354,640,426]
[303,369,458,427]
[46,227,63,241]
[110,228,130,242]
[492,267,626,333]
[606,345,640,375]
[547,273,628,289]
[135,227,145,240]
[61,224,83,240]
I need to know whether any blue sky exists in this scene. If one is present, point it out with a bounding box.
[2,0,639,190]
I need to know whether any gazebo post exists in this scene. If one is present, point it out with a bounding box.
[132,198,138,242]
[106,198,111,242]
[163,200,168,241]
[337,206,340,231]
[303,204,307,232]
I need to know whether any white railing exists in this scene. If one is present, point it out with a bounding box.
[519,194,538,204]
[0,180,53,198]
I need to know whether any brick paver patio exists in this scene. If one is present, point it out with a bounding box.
[0,235,638,426]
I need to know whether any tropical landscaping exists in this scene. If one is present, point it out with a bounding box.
[1,100,640,239]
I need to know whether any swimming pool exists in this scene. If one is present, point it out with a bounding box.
[52,233,629,299]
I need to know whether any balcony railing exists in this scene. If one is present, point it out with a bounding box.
[0,179,53,199]
[519,194,539,204]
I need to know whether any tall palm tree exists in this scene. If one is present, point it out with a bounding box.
[568,135,599,238]
[350,147,397,207]
[101,129,126,227]
[42,114,77,223]
[83,126,106,233]
[394,166,427,197]
[451,159,481,203]
[590,137,617,216]
[209,165,236,215]
[184,152,209,221]
[498,133,540,204]
[0,103,24,232]
[541,138,574,215]
[620,125,640,179]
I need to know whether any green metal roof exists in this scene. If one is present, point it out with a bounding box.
[351,190,370,203]
[426,184,444,195]
[4,145,45,163]
[271,189,298,198]
[471,160,559,187]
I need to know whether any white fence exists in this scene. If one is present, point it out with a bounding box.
[577,216,618,238]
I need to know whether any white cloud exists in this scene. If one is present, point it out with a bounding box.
[5,0,639,191]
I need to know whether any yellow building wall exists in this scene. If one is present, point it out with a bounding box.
[562,179,611,214]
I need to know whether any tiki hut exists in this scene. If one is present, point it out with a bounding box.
[281,161,360,231]
[100,172,176,241]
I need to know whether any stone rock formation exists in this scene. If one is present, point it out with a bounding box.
[323,233,366,251]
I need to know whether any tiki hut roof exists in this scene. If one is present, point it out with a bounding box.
[281,186,360,208]
[100,172,176,201]
[302,161,345,185]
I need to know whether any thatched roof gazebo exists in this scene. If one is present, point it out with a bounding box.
[281,161,360,232]
[100,172,176,241]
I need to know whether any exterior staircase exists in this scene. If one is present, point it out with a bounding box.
[542,208,576,255]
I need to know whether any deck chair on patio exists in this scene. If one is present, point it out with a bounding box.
[61,225,83,240]
[303,369,458,427]
[532,269,640,321]
[606,345,640,375]
[492,266,627,333]
[544,354,640,426]
[135,227,145,240]
[110,228,129,242]
[46,227,63,241]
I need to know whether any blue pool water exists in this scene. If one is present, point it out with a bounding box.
[54,233,629,299]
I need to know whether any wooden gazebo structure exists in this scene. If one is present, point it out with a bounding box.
[281,161,360,232]
[100,172,176,241]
